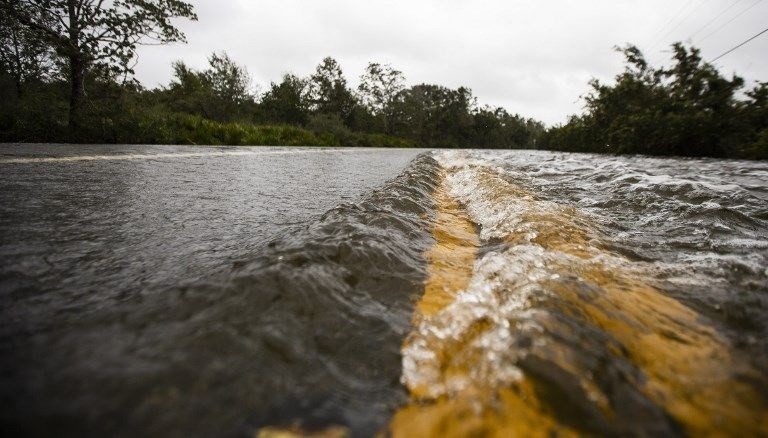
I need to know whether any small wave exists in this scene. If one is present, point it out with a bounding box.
[392,150,768,437]
[225,154,443,435]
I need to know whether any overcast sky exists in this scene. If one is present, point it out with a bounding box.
[134,0,768,125]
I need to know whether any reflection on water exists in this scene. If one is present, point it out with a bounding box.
[1,147,767,436]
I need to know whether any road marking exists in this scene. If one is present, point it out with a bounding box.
[390,156,768,436]
[0,148,370,164]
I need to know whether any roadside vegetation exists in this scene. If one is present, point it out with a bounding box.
[542,44,768,159]
[0,47,541,148]
[0,1,765,158]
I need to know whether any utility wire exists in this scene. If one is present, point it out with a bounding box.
[688,0,744,40]
[710,26,768,62]
[648,0,711,66]
[647,0,699,48]
[699,0,764,43]
[653,0,712,48]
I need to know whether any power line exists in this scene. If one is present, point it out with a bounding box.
[699,0,764,43]
[710,26,768,62]
[647,0,711,66]
[654,0,712,47]
[688,0,745,40]
[647,0,699,48]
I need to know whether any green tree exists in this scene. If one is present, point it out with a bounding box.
[0,0,197,131]
[661,44,744,156]
[472,106,542,149]
[358,62,405,134]
[260,73,310,125]
[395,84,475,147]
[162,53,253,121]
[309,57,356,124]
[205,52,253,107]
[163,60,210,117]
[545,43,757,158]
[0,9,55,96]
[742,82,768,158]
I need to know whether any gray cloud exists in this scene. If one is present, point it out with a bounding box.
[135,0,768,125]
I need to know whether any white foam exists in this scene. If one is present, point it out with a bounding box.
[402,151,629,398]
[0,148,354,164]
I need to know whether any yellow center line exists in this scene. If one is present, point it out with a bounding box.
[413,169,479,320]
[390,163,768,436]
[390,170,577,437]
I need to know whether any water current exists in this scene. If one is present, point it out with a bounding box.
[1,147,766,437]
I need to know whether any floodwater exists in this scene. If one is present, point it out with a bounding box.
[1,146,767,437]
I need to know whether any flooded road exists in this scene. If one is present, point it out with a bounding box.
[0,145,422,436]
[0,145,422,298]
[1,145,767,436]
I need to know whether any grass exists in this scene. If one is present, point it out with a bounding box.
[130,112,416,148]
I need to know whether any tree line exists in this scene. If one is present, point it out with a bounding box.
[0,1,765,157]
[157,54,545,148]
[0,1,543,148]
[542,44,768,159]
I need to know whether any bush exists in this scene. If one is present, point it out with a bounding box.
[746,128,768,160]
[307,113,353,141]
[149,113,335,146]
